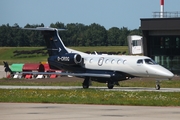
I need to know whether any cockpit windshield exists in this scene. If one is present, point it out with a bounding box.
[144,59,157,65]
[137,59,157,65]
[137,59,143,64]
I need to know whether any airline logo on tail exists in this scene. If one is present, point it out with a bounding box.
[59,47,62,52]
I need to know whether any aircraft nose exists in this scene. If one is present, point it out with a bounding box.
[158,67,174,79]
[165,71,174,79]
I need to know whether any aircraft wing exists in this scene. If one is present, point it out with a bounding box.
[20,72,111,78]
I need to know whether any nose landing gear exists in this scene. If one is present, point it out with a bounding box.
[155,80,161,90]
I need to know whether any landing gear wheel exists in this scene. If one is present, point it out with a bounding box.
[107,81,114,89]
[155,84,160,90]
[82,77,90,89]
[155,80,161,90]
[83,84,89,89]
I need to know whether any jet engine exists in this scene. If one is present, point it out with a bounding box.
[57,53,82,65]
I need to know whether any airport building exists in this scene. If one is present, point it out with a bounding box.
[140,12,180,75]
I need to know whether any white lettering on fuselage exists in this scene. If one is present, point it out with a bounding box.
[57,56,70,61]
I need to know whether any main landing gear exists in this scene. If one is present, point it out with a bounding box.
[107,81,119,89]
[82,77,118,89]
[82,77,90,89]
[107,81,114,89]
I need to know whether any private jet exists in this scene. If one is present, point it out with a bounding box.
[22,27,174,90]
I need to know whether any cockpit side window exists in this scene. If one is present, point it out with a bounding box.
[144,59,157,65]
[137,59,143,64]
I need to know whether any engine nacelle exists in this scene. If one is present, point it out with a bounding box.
[57,53,82,65]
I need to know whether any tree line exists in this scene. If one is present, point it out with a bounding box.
[0,22,142,47]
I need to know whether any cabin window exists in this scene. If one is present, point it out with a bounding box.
[105,59,109,64]
[123,60,127,64]
[89,58,93,63]
[144,59,157,65]
[137,59,143,64]
[117,59,123,64]
[111,59,115,64]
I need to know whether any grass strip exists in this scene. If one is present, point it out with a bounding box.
[0,89,180,106]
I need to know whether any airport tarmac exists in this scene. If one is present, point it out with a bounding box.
[0,103,180,120]
[0,65,6,79]
[1,85,180,92]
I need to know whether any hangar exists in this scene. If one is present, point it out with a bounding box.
[140,16,180,75]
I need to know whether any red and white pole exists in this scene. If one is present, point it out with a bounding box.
[160,0,164,18]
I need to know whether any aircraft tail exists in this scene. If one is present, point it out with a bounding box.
[42,29,69,57]
[23,27,82,69]
[23,27,68,56]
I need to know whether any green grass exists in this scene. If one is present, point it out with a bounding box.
[0,77,180,106]
[0,47,48,64]
[0,46,128,65]
[0,89,180,106]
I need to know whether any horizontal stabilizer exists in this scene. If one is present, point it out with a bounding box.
[23,27,66,31]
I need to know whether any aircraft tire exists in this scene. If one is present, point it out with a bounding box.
[107,81,114,89]
[82,84,89,89]
[82,77,90,89]
[155,84,160,90]
[107,84,114,89]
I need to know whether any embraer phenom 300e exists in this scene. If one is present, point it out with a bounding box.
[23,27,174,90]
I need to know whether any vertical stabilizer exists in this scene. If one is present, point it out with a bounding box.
[23,27,81,70]
[42,29,68,56]
[23,27,68,56]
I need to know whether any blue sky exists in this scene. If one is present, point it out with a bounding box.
[0,0,180,30]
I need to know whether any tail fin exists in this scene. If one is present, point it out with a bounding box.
[23,27,68,56]
[23,27,81,70]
